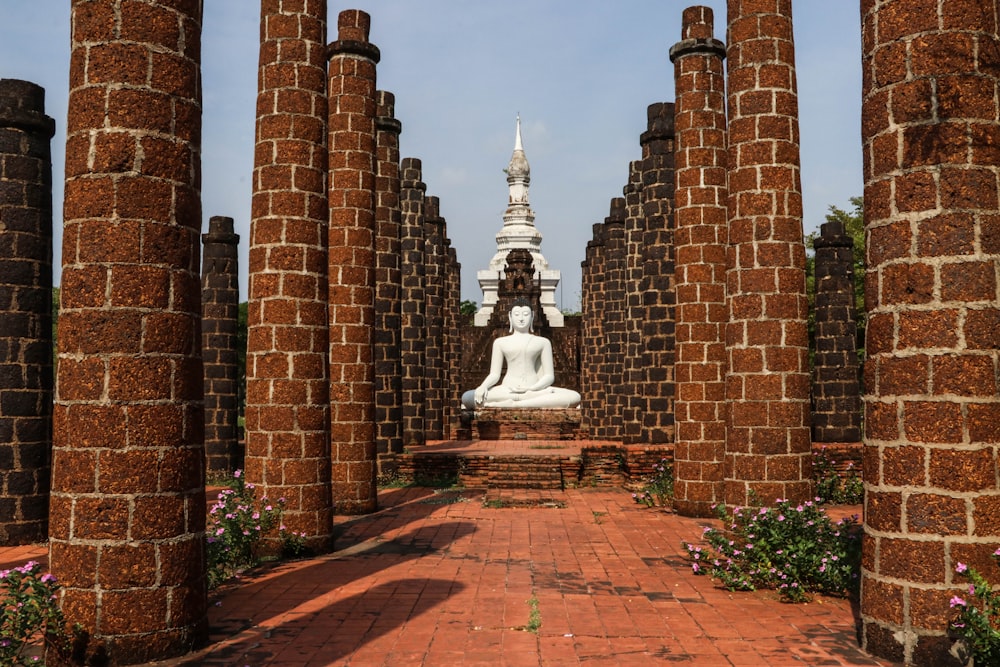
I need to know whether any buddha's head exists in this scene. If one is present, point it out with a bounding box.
[508,299,534,333]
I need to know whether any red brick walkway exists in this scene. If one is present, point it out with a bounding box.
[3,487,899,666]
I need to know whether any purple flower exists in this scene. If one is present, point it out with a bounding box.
[40,573,56,584]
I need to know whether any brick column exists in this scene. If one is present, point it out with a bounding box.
[638,102,677,445]
[202,215,241,476]
[374,90,403,454]
[446,244,461,438]
[0,79,54,545]
[245,0,331,551]
[860,1,1000,662]
[811,220,861,444]
[597,198,626,440]
[52,2,206,661]
[423,195,446,440]
[580,223,606,436]
[724,0,811,507]
[621,161,645,443]
[670,6,728,517]
[399,158,426,446]
[327,9,378,514]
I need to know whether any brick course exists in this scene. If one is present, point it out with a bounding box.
[52,2,207,660]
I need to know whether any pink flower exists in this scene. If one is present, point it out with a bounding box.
[956,562,968,574]
[950,595,967,608]
[233,470,242,478]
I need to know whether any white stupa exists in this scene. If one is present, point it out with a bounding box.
[475,116,563,327]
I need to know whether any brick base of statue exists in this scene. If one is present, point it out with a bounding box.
[460,408,584,440]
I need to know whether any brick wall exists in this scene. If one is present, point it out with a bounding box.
[399,158,426,445]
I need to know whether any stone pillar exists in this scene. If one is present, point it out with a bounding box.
[596,198,626,440]
[670,7,728,517]
[811,219,861,444]
[638,102,677,445]
[621,160,645,444]
[202,215,241,476]
[374,90,403,454]
[723,0,811,507]
[52,1,206,661]
[0,79,54,545]
[399,158,426,446]
[327,9,378,514]
[423,195,446,440]
[860,1,1000,662]
[446,244,461,438]
[245,0,331,551]
[580,223,606,436]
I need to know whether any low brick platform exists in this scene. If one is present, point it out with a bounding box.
[460,407,584,440]
[378,439,672,491]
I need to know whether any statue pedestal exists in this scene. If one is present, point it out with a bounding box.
[463,408,583,441]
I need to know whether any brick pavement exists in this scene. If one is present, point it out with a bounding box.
[2,484,899,666]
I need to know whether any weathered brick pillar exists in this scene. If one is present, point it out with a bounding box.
[245,0,331,550]
[202,215,241,476]
[638,102,677,445]
[580,223,606,436]
[860,1,1000,662]
[724,0,811,506]
[0,79,54,545]
[811,219,861,444]
[621,160,645,444]
[52,1,207,660]
[423,195,446,440]
[374,90,403,454]
[596,198,626,440]
[328,9,378,514]
[670,6,728,517]
[399,158,426,446]
[445,243,461,438]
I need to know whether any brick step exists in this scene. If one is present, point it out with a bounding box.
[460,456,568,490]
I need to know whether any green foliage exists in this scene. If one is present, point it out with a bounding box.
[683,498,862,602]
[812,447,864,505]
[206,470,299,588]
[0,562,71,666]
[525,596,541,633]
[951,554,1000,665]
[631,458,673,507]
[460,299,478,317]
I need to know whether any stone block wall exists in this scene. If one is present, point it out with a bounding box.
[0,78,54,545]
[860,0,1000,662]
[52,1,208,660]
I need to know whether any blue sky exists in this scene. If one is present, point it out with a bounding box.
[0,1,861,310]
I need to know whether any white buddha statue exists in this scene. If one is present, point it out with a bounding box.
[461,302,581,410]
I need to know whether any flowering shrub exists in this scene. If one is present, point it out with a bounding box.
[207,470,286,589]
[812,447,864,505]
[950,552,1000,665]
[683,498,862,602]
[0,561,70,666]
[631,458,673,508]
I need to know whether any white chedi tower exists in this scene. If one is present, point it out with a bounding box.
[475,116,564,327]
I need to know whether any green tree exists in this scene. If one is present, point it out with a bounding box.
[460,299,477,317]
